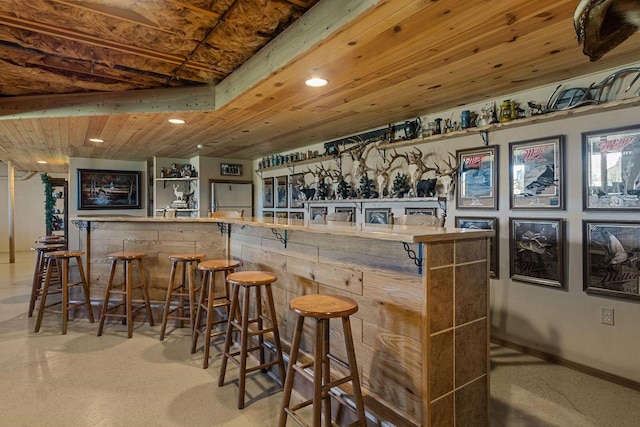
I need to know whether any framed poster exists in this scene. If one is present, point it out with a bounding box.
[263,211,274,218]
[456,145,499,209]
[77,169,141,209]
[455,216,499,278]
[276,176,288,208]
[405,207,436,216]
[335,206,355,222]
[583,220,640,301]
[262,177,274,208]
[509,218,565,288]
[509,135,565,209]
[289,211,304,220]
[365,208,391,224]
[289,173,305,208]
[276,211,288,219]
[310,206,327,222]
[220,163,243,176]
[582,125,640,211]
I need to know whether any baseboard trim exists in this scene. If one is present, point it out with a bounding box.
[491,337,640,393]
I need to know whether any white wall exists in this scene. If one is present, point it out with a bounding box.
[252,64,640,383]
[0,167,66,252]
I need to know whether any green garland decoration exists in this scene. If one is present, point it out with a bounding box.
[41,173,54,234]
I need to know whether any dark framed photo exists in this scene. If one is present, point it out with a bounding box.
[77,169,141,209]
[365,208,391,224]
[263,211,274,218]
[289,211,304,220]
[290,173,305,208]
[455,216,499,278]
[405,207,436,216]
[583,220,640,301]
[220,163,243,176]
[509,218,565,288]
[335,206,355,222]
[310,206,327,222]
[457,145,499,209]
[509,135,565,209]
[583,125,640,211]
[263,177,274,208]
[276,176,288,208]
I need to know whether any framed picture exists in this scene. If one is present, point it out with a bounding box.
[276,211,288,219]
[290,173,305,208]
[405,207,436,216]
[290,211,304,220]
[276,176,288,208]
[455,216,499,278]
[263,177,274,208]
[335,206,355,222]
[365,208,391,224]
[582,125,640,211]
[220,163,243,176]
[263,211,274,218]
[509,135,565,209]
[509,218,565,288]
[310,206,327,222]
[583,220,640,301]
[456,145,499,209]
[77,169,141,209]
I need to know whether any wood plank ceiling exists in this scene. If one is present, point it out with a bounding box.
[1,0,640,173]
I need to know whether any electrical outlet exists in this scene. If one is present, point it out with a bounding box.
[601,307,614,326]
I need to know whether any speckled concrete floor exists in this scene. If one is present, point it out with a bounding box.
[1,251,639,426]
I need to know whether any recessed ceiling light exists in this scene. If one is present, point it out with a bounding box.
[305,77,328,87]
[89,138,104,143]
[37,160,48,164]
[168,118,186,124]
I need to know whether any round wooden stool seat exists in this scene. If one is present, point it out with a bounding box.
[98,251,154,338]
[28,244,66,317]
[290,294,358,319]
[168,253,206,262]
[226,270,276,286]
[107,251,147,260]
[46,250,84,259]
[192,259,241,369]
[198,259,241,272]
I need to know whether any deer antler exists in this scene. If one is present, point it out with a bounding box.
[434,152,459,177]
[388,149,409,166]
[301,166,315,178]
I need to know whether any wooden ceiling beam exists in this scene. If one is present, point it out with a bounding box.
[50,0,164,31]
[166,0,222,19]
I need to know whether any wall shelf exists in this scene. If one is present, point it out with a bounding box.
[255,154,338,174]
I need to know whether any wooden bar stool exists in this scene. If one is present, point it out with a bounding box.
[28,243,65,317]
[218,270,286,409]
[97,251,154,338]
[191,259,241,368]
[279,294,366,427]
[159,253,206,340]
[34,250,95,334]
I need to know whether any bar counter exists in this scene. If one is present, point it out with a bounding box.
[73,216,492,426]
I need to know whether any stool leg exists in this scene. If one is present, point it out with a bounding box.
[219,282,240,387]
[97,259,118,336]
[279,315,305,427]
[265,284,285,384]
[34,257,55,333]
[322,318,331,427]
[126,260,133,338]
[312,317,323,426]
[255,285,265,367]
[191,270,208,358]
[160,261,178,341]
[138,259,154,326]
[178,262,186,329]
[29,251,44,317]
[343,316,366,426]
[61,259,69,334]
[188,260,197,331]
[76,256,94,323]
[201,270,216,368]
[238,285,251,409]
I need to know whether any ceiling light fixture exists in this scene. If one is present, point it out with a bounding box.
[37,160,48,164]
[168,118,186,124]
[89,138,104,143]
[305,77,328,87]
